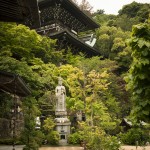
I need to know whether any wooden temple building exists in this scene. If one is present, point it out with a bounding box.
[0,71,30,140]
[0,0,100,57]
[37,0,100,57]
[0,0,40,29]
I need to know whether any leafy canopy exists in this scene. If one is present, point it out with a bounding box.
[126,21,150,122]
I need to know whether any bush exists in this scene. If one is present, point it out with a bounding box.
[77,123,121,150]
[23,143,38,150]
[0,138,23,145]
[46,131,59,145]
[34,130,45,146]
[68,132,82,144]
[119,128,150,145]
[21,129,44,150]
[0,138,13,145]
[103,136,121,150]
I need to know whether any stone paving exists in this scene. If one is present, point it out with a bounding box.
[0,145,24,150]
[0,146,83,150]
[39,146,83,150]
[120,145,150,150]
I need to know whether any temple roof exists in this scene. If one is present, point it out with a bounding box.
[0,71,31,97]
[48,29,100,56]
[120,118,132,127]
[0,0,99,31]
[38,0,99,32]
[0,0,40,29]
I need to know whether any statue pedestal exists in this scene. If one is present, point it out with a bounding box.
[55,111,67,116]
[55,118,71,145]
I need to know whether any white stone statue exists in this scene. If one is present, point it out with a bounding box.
[55,77,66,112]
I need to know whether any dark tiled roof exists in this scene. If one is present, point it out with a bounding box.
[38,0,99,31]
[0,71,31,97]
[49,29,100,56]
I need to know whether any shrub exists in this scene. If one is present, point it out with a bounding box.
[46,131,59,145]
[77,122,121,150]
[23,143,38,150]
[0,138,23,145]
[103,136,121,150]
[0,138,13,145]
[119,128,150,145]
[34,130,45,146]
[68,132,82,144]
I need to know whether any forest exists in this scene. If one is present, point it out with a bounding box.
[0,1,150,150]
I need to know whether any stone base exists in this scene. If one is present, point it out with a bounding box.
[55,111,67,116]
[59,139,68,145]
[55,120,71,146]
[55,117,70,124]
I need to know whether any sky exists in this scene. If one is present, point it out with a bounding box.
[78,0,150,14]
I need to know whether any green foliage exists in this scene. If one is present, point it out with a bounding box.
[0,22,62,64]
[42,118,59,145]
[46,131,59,145]
[94,14,116,26]
[112,15,139,31]
[102,136,121,150]
[68,132,82,144]
[63,48,85,65]
[21,97,41,149]
[43,117,55,133]
[0,93,13,118]
[57,59,121,131]
[78,122,121,150]
[23,143,38,150]
[126,21,150,122]
[0,138,14,145]
[34,130,45,146]
[118,2,150,22]
[0,16,144,148]
[78,122,104,150]
[119,128,150,145]
[75,56,129,127]
[96,25,131,70]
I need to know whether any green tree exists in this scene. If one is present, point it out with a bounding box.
[126,21,150,122]
[22,97,42,150]
[0,22,61,148]
[93,14,116,26]
[118,2,150,22]
[0,22,62,64]
[113,15,139,31]
[96,25,132,71]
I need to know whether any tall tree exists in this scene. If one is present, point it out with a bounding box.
[118,2,150,23]
[126,20,150,122]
